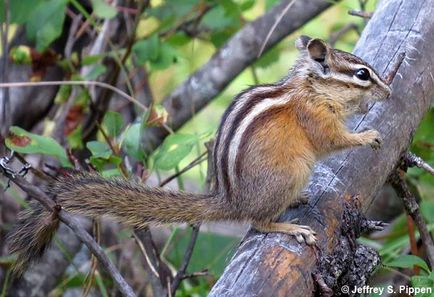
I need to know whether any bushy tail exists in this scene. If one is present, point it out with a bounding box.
[8,202,60,276]
[51,173,229,228]
[7,173,227,275]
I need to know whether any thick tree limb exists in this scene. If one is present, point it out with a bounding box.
[141,0,338,152]
[209,0,434,296]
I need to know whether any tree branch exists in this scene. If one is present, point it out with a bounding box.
[404,152,434,176]
[4,175,136,297]
[389,169,434,269]
[140,0,339,152]
[170,224,200,296]
[209,0,434,295]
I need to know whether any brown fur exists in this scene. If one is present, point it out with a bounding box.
[7,202,60,276]
[52,173,230,226]
[8,36,392,273]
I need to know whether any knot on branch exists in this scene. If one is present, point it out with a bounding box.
[314,195,383,296]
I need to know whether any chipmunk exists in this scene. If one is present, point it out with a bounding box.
[8,36,391,274]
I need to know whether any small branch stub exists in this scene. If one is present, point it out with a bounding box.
[348,10,373,19]
[385,52,406,85]
[404,152,434,176]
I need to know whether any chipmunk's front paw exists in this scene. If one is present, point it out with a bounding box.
[361,129,382,150]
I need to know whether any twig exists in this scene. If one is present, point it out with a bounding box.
[0,80,146,110]
[134,229,168,297]
[389,170,434,269]
[250,66,259,85]
[159,151,208,187]
[64,13,82,58]
[404,152,434,176]
[385,52,406,85]
[95,121,129,177]
[3,174,137,297]
[406,215,420,274]
[170,224,200,296]
[180,269,209,280]
[132,232,159,278]
[168,142,213,295]
[348,10,373,19]
[257,0,297,58]
[0,80,173,134]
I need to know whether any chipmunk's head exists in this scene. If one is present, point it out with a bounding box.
[294,35,391,114]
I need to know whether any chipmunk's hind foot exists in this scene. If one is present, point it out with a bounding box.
[253,221,317,245]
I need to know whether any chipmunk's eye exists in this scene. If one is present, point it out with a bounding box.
[355,68,370,81]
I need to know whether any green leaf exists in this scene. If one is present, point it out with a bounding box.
[9,46,32,64]
[218,0,241,18]
[133,35,178,70]
[411,273,434,297]
[411,108,434,179]
[91,0,117,19]
[210,31,234,48]
[240,0,255,11]
[0,0,44,23]
[82,54,105,65]
[5,126,71,167]
[202,6,238,30]
[254,45,282,68]
[66,125,84,149]
[25,0,67,51]
[54,85,72,104]
[166,33,191,46]
[102,111,124,138]
[421,201,434,224]
[152,133,199,171]
[121,123,145,161]
[148,0,196,21]
[385,255,430,273]
[101,168,122,178]
[133,35,160,65]
[86,141,112,159]
[265,0,280,10]
[150,43,178,70]
[84,65,107,80]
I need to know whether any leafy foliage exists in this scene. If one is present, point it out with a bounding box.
[5,126,71,167]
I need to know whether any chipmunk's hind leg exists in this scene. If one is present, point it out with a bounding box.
[253,221,317,245]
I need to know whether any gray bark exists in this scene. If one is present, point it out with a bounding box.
[209,0,434,296]
[141,0,338,152]
[0,28,63,131]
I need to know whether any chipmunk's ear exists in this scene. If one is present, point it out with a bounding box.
[306,38,329,63]
[295,35,312,50]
